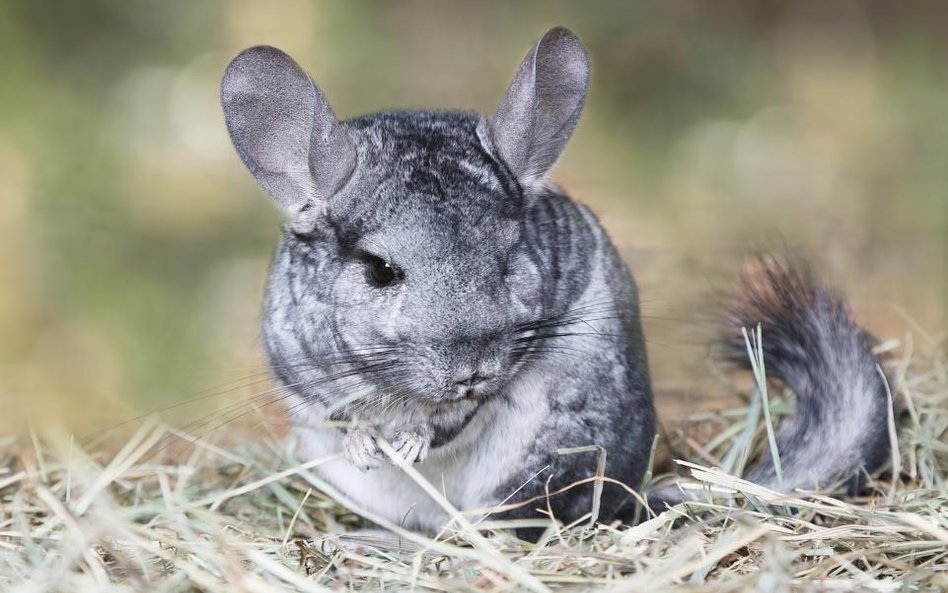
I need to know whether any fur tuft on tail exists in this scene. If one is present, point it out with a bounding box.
[723,254,891,493]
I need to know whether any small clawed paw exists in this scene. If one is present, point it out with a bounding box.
[391,429,430,464]
[343,425,382,471]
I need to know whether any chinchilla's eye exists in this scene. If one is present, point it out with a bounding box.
[357,251,403,287]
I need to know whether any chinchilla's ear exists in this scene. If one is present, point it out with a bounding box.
[221,46,356,216]
[487,27,589,188]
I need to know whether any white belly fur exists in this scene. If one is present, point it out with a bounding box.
[292,369,549,532]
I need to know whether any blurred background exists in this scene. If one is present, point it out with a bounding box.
[1,0,945,433]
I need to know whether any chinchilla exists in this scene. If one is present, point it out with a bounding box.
[220,27,891,535]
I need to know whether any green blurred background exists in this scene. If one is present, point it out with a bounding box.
[1,1,945,431]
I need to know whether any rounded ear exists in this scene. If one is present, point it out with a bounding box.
[487,27,590,188]
[221,46,356,215]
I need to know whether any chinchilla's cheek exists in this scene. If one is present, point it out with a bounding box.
[334,303,405,351]
[334,311,374,349]
[506,255,544,319]
[335,302,401,350]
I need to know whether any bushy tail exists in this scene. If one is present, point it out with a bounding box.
[722,255,891,493]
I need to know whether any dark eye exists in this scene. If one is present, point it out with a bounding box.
[358,252,403,287]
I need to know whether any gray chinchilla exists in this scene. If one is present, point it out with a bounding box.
[220,28,891,535]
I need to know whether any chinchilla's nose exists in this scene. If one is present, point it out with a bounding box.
[453,370,489,388]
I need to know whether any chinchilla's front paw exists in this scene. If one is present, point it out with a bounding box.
[343,424,383,471]
[391,425,433,465]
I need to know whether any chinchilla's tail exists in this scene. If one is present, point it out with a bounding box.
[648,255,892,512]
[723,255,891,492]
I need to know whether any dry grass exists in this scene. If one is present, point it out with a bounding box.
[1,331,945,592]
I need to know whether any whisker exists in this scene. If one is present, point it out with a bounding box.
[514,331,627,343]
[145,353,406,462]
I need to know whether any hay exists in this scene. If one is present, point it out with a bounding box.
[1,333,945,592]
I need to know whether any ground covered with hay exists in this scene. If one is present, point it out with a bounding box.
[1,335,945,592]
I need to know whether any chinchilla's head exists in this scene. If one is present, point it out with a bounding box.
[221,28,589,407]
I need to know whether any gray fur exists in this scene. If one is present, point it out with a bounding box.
[721,256,891,493]
[221,29,890,535]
